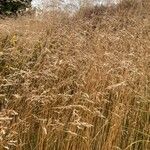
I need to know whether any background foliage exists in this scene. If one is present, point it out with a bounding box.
[0,0,32,15]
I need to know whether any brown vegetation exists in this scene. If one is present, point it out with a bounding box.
[0,0,150,150]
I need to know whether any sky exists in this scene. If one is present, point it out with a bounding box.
[31,0,119,10]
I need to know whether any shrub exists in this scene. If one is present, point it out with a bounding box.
[0,0,32,15]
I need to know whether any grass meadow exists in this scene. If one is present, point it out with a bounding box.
[0,0,150,149]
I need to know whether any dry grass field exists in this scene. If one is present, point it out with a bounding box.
[0,0,150,150]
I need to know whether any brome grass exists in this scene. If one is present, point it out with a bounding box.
[0,0,150,150]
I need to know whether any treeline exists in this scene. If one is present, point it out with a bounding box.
[0,0,32,15]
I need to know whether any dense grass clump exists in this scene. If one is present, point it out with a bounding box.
[0,0,150,150]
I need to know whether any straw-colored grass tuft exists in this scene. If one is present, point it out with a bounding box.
[0,0,150,150]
